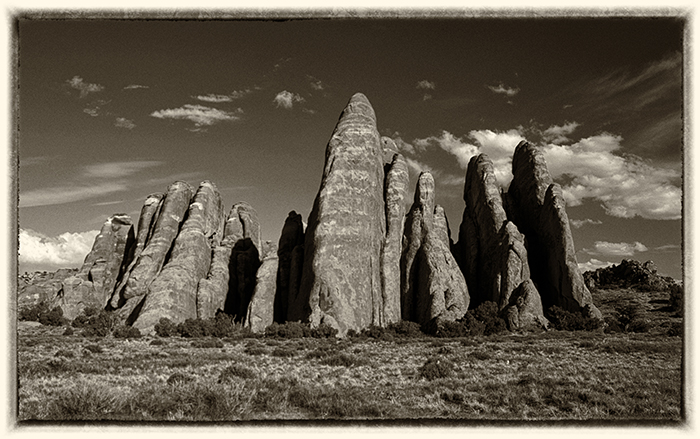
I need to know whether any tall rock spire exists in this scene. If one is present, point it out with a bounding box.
[293,93,386,335]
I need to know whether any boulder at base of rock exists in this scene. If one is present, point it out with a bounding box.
[501,279,548,331]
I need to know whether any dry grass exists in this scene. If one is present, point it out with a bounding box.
[16,286,683,422]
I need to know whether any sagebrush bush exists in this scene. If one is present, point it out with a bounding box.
[547,306,602,331]
[166,372,195,386]
[83,344,103,354]
[265,321,313,338]
[472,302,507,335]
[218,364,256,382]
[191,338,225,349]
[73,310,117,337]
[62,327,74,336]
[310,323,339,338]
[54,349,74,358]
[418,357,455,380]
[271,346,297,357]
[113,325,142,339]
[154,317,179,337]
[19,301,69,326]
[668,283,683,313]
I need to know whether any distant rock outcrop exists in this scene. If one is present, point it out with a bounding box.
[245,251,279,333]
[584,259,676,291]
[507,141,600,319]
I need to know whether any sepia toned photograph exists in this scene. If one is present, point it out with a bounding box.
[11,8,687,427]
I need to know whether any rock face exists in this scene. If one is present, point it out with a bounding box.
[275,211,305,323]
[133,182,224,333]
[380,153,409,325]
[583,259,676,291]
[457,155,531,310]
[402,172,469,327]
[245,252,279,333]
[295,93,387,335]
[507,141,600,318]
[120,181,194,303]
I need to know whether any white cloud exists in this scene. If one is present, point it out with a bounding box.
[542,122,580,144]
[151,104,243,126]
[20,182,128,208]
[67,76,104,98]
[417,80,436,90]
[542,134,681,220]
[578,258,614,273]
[82,161,163,179]
[487,83,520,97]
[307,76,325,91]
[585,241,648,257]
[124,84,149,90]
[273,90,305,109]
[19,228,99,268]
[570,218,603,229]
[193,94,234,103]
[114,117,136,129]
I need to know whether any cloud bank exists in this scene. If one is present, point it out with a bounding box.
[584,241,648,257]
[19,228,99,268]
[67,76,104,98]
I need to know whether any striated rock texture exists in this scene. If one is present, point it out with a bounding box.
[380,153,409,325]
[245,253,279,333]
[457,154,531,310]
[110,194,164,309]
[507,141,600,318]
[295,93,386,335]
[275,211,305,323]
[120,181,194,302]
[402,172,469,327]
[223,202,262,322]
[133,182,224,333]
[78,214,135,307]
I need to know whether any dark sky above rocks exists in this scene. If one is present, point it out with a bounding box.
[16,13,684,279]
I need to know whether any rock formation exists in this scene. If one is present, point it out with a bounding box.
[19,92,604,336]
[275,211,305,323]
[402,172,470,328]
[380,153,409,325]
[245,250,279,333]
[222,202,262,322]
[295,92,387,335]
[457,154,531,310]
[506,141,600,318]
[132,182,223,333]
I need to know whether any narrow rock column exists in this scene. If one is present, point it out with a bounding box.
[275,211,305,323]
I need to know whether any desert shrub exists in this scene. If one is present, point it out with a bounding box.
[244,345,268,356]
[54,349,74,358]
[434,320,466,338]
[210,312,238,338]
[473,302,508,335]
[271,346,297,357]
[218,364,256,382]
[112,325,142,339]
[441,391,465,404]
[76,310,118,337]
[668,283,683,313]
[19,301,69,326]
[83,344,103,354]
[607,302,653,333]
[471,349,493,361]
[62,327,74,336]
[177,318,215,338]
[547,306,602,331]
[310,323,338,338]
[320,353,369,367]
[154,317,179,337]
[418,357,455,380]
[604,316,623,333]
[265,321,312,338]
[166,372,195,386]
[191,338,225,349]
[388,320,424,338]
[667,321,683,337]
[149,339,166,346]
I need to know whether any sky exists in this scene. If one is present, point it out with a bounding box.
[14,14,685,280]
